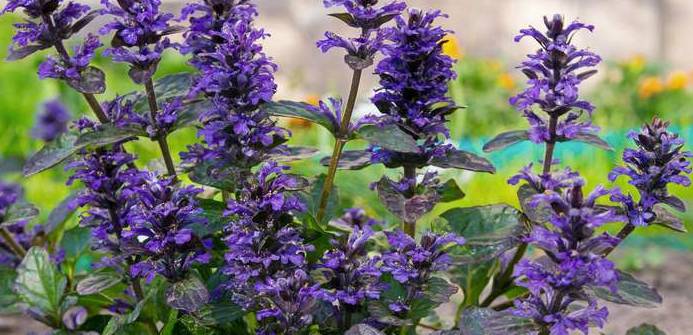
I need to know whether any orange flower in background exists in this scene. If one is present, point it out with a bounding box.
[625,54,646,72]
[441,34,462,60]
[497,73,516,90]
[638,76,664,99]
[666,71,689,90]
[287,95,319,129]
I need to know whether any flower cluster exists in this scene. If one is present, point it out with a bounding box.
[123,173,210,282]
[381,230,463,314]
[179,0,256,57]
[102,95,182,138]
[370,8,457,165]
[255,270,320,335]
[2,0,102,87]
[222,162,313,308]
[610,118,692,226]
[100,0,178,83]
[318,0,405,70]
[31,100,71,142]
[510,15,602,143]
[0,182,27,267]
[317,209,384,310]
[67,120,141,264]
[512,171,622,335]
[181,0,285,170]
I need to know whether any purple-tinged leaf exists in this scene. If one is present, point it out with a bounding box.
[261,100,337,134]
[424,276,458,303]
[62,306,87,330]
[517,184,551,224]
[483,130,529,153]
[270,146,319,163]
[15,247,66,319]
[67,66,106,94]
[1,202,39,227]
[563,132,613,151]
[328,13,356,26]
[356,124,418,153]
[23,131,80,177]
[345,54,374,70]
[76,272,122,296]
[320,150,372,170]
[375,177,438,224]
[652,205,686,233]
[173,99,213,130]
[188,161,241,191]
[448,307,539,335]
[346,324,386,335]
[589,270,662,308]
[165,275,209,313]
[7,44,49,61]
[69,10,99,35]
[75,124,145,148]
[661,196,686,212]
[431,149,495,173]
[44,193,79,235]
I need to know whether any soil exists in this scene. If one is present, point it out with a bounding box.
[1,251,692,335]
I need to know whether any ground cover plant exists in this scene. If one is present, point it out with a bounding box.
[0,1,690,334]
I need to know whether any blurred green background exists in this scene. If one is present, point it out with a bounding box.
[1,14,691,271]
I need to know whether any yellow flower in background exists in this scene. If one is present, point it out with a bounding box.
[497,73,516,90]
[305,95,321,106]
[287,95,320,129]
[666,71,689,90]
[638,76,664,99]
[625,54,646,72]
[441,34,462,60]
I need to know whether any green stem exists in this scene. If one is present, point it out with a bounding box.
[479,243,527,307]
[0,227,26,258]
[316,69,363,222]
[131,277,159,334]
[603,223,635,256]
[402,165,417,237]
[144,78,177,179]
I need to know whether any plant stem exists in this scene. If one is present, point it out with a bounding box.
[542,115,559,175]
[403,165,417,237]
[480,243,527,307]
[0,227,26,258]
[316,69,363,222]
[131,277,159,334]
[603,223,635,256]
[144,78,177,179]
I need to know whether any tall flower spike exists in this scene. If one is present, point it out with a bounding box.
[31,100,71,142]
[181,0,285,171]
[318,0,405,70]
[222,162,313,309]
[100,0,179,83]
[369,9,458,166]
[510,15,601,143]
[124,173,210,282]
[255,270,320,335]
[609,118,692,226]
[512,172,623,335]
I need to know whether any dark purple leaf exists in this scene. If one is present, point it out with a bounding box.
[328,13,356,26]
[652,205,686,233]
[483,130,529,153]
[589,270,662,308]
[517,184,551,224]
[270,146,319,163]
[451,307,539,335]
[1,203,39,227]
[261,100,337,134]
[562,132,613,151]
[320,150,372,170]
[661,196,686,212]
[356,124,418,153]
[7,44,49,61]
[345,54,374,70]
[128,65,156,85]
[431,149,495,173]
[346,324,386,335]
[44,193,79,234]
[69,10,99,35]
[67,66,106,94]
[23,131,80,177]
[75,123,145,147]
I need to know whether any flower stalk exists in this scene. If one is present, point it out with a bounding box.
[144,78,177,178]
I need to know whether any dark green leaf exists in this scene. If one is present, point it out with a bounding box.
[483,130,529,153]
[190,199,228,237]
[355,124,418,153]
[567,133,613,151]
[437,179,466,203]
[76,123,145,147]
[188,161,241,191]
[166,275,210,313]
[102,295,148,335]
[590,270,662,308]
[23,131,80,177]
[450,260,495,306]
[301,174,340,225]
[69,10,99,35]
[76,272,123,296]
[154,73,194,100]
[652,205,686,233]
[160,310,178,335]
[661,196,686,212]
[346,324,386,335]
[440,204,525,264]
[60,227,91,258]
[328,13,356,26]
[1,202,39,226]
[67,66,106,94]
[15,247,67,322]
[431,149,495,173]
[424,276,458,304]
[193,301,245,326]
[0,266,17,309]
[319,150,372,170]
[626,323,667,335]
[455,307,538,335]
[270,146,319,163]
[173,100,213,130]
[261,101,337,133]
[44,193,80,234]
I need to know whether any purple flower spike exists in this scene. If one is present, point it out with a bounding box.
[367,9,458,165]
[255,270,320,335]
[511,14,601,144]
[318,0,405,70]
[31,100,71,142]
[610,118,692,226]
[100,0,178,83]
[512,169,622,335]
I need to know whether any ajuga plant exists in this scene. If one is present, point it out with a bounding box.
[0,1,689,334]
